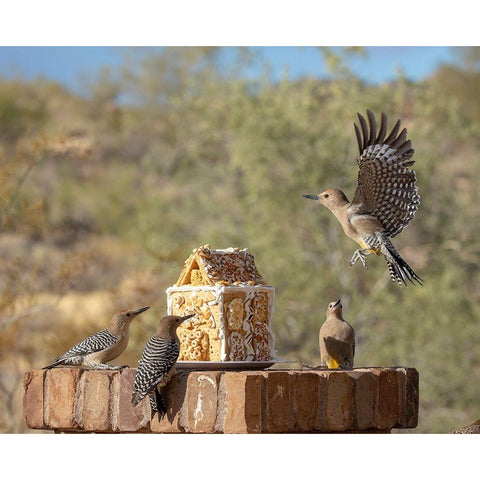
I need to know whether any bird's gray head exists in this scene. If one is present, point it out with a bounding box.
[112,307,150,324]
[156,313,196,336]
[327,299,342,316]
[108,307,150,335]
[303,189,349,211]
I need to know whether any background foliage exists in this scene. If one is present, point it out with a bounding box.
[1,47,479,433]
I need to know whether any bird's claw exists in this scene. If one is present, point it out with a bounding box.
[110,364,129,370]
[301,363,323,370]
[350,250,368,269]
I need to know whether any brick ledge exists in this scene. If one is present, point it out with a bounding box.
[23,367,419,433]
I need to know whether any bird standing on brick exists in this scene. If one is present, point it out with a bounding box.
[303,110,422,286]
[131,313,195,419]
[43,306,150,370]
[319,299,355,369]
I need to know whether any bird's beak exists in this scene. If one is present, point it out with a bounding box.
[302,194,319,200]
[133,306,150,316]
[181,313,196,322]
[333,299,341,308]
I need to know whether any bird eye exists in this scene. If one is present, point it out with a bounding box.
[126,313,131,317]
[324,193,329,198]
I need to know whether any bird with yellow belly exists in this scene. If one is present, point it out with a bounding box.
[303,110,423,286]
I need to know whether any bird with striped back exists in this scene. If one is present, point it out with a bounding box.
[132,313,195,419]
[303,110,423,286]
[42,306,150,369]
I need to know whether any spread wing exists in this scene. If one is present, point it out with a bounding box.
[350,110,420,237]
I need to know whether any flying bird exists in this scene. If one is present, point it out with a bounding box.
[303,110,422,286]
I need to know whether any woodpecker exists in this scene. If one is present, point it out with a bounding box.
[303,110,422,286]
[131,313,195,419]
[319,299,355,369]
[42,306,150,370]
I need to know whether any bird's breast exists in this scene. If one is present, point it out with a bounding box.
[98,334,129,363]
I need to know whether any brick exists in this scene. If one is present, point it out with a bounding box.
[373,368,399,430]
[112,368,150,432]
[405,368,419,428]
[23,366,419,433]
[23,370,45,430]
[81,370,112,431]
[223,372,263,433]
[395,368,407,428]
[265,371,292,433]
[151,370,189,433]
[186,371,221,433]
[215,373,227,432]
[315,372,328,431]
[351,370,378,430]
[393,367,419,429]
[292,371,319,432]
[326,371,354,431]
[44,368,81,430]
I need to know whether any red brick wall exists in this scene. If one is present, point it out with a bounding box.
[24,366,418,433]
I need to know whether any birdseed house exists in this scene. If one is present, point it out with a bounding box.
[166,245,276,362]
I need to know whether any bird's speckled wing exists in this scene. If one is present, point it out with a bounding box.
[350,111,420,238]
[59,329,118,359]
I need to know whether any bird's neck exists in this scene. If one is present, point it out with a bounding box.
[327,200,350,227]
[156,325,180,345]
[329,196,350,214]
[328,312,344,322]
[108,321,131,336]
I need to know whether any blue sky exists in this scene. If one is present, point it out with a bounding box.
[0,47,459,94]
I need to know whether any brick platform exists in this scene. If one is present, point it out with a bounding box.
[23,367,418,433]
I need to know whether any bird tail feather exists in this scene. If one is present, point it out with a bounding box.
[382,240,423,286]
[155,389,167,419]
[131,391,143,406]
[42,358,66,369]
[147,389,167,419]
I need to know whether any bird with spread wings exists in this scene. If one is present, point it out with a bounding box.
[304,110,423,286]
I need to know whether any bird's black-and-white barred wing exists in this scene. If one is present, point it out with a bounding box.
[59,329,118,360]
[132,336,179,400]
[351,110,420,237]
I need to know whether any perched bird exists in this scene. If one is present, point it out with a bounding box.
[43,306,150,370]
[131,313,195,419]
[303,110,422,286]
[319,299,355,369]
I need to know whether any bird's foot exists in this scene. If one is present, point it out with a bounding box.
[349,250,368,269]
[301,363,323,370]
[86,363,125,370]
[113,365,129,370]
